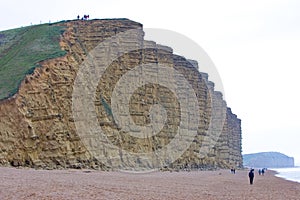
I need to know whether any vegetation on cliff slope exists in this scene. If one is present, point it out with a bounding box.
[0,24,66,100]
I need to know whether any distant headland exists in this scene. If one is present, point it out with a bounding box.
[243,152,294,168]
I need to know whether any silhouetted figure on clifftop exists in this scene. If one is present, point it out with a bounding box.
[83,15,90,20]
[78,14,90,20]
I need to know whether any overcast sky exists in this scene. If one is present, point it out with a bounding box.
[1,0,300,165]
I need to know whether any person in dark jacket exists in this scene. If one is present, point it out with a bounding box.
[248,169,254,184]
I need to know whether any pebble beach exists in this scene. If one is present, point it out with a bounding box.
[1,167,300,200]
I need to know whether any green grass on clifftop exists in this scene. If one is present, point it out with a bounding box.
[0,24,66,100]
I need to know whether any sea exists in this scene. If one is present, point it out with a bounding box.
[271,167,300,183]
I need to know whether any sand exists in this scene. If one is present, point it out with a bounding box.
[1,167,300,200]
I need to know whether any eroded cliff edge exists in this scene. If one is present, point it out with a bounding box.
[0,19,242,170]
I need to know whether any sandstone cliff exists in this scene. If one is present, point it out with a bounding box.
[0,19,242,170]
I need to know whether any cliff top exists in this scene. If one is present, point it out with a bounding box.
[0,18,142,100]
[0,23,66,100]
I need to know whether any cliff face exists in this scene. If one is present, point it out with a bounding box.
[0,19,242,170]
[243,152,294,168]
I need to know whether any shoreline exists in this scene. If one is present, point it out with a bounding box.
[271,167,300,184]
[1,167,300,199]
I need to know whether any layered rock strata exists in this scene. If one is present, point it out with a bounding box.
[0,19,242,170]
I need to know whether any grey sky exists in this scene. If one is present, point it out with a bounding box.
[1,0,300,164]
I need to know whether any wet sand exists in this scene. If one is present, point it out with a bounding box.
[1,167,300,200]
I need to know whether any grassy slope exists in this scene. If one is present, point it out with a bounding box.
[0,23,66,100]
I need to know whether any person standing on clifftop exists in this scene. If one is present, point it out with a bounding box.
[248,169,255,185]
